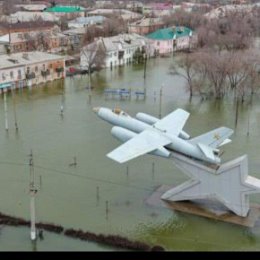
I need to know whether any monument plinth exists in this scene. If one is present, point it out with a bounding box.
[146,153,260,226]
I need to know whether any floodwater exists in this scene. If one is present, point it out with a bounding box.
[1,57,260,251]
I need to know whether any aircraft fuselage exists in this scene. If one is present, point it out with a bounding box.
[95,108,220,164]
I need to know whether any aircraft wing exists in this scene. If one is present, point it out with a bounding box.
[154,109,190,136]
[107,129,172,163]
[189,127,234,148]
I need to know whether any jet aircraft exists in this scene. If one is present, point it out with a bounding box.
[93,107,233,165]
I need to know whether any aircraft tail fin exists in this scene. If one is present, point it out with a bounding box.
[189,127,234,149]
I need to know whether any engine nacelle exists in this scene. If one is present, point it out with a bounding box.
[111,126,136,143]
[135,112,190,140]
[136,112,158,125]
[111,126,170,158]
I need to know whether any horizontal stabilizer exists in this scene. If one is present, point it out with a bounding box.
[189,127,233,149]
[197,143,215,161]
[219,138,232,147]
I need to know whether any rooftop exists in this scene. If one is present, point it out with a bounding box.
[0,21,56,31]
[44,5,86,13]
[9,11,59,22]
[146,26,192,40]
[129,18,163,27]
[0,51,64,69]
[90,33,149,52]
[0,30,66,44]
[16,4,47,11]
[69,16,105,24]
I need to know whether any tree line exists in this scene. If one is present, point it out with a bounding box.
[168,8,260,101]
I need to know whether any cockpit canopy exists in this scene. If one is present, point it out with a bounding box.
[112,108,129,117]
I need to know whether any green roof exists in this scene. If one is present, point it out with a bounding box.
[146,27,192,40]
[44,6,86,13]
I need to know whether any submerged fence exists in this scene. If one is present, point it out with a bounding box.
[0,211,164,251]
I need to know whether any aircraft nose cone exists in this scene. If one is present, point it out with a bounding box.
[93,107,100,113]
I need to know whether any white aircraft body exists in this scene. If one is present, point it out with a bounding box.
[93,107,233,165]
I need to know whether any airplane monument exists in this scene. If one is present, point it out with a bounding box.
[94,107,260,220]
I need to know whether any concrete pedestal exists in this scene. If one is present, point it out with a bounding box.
[146,184,260,227]
[159,153,260,218]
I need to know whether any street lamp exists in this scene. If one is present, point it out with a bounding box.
[143,52,147,79]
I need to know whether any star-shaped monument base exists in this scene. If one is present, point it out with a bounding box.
[161,153,260,217]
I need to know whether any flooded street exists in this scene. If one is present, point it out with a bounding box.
[1,57,260,251]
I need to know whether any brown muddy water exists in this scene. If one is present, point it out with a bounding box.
[0,57,260,251]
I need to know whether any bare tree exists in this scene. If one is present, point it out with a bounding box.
[36,32,52,52]
[193,50,228,99]
[169,53,198,99]
[23,33,38,51]
[197,10,253,51]
[161,10,208,31]
[2,0,18,16]
[82,25,104,45]
[103,17,127,37]
[81,40,106,85]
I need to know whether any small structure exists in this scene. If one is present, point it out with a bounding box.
[104,88,131,99]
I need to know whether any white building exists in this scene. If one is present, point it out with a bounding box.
[8,11,59,23]
[15,4,48,12]
[81,33,154,69]
[0,52,65,91]
[87,9,142,21]
[68,16,106,29]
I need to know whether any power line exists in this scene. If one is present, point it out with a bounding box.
[0,158,260,211]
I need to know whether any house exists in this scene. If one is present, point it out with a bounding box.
[81,33,154,69]
[63,27,86,52]
[128,18,164,35]
[68,16,106,29]
[8,11,59,23]
[43,5,86,19]
[94,1,114,8]
[0,27,69,54]
[0,21,57,36]
[142,2,173,15]
[146,26,195,55]
[126,1,144,11]
[87,9,142,21]
[15,4,48,12]
[0,51,65,91]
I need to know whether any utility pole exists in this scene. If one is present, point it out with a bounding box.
[60,91,64,117]
[4,91,9,131]
[11,86,18,131]
[88,67,92,104]
[29,149,37,241]
[159,85,163,119]
[143,53,147,79]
